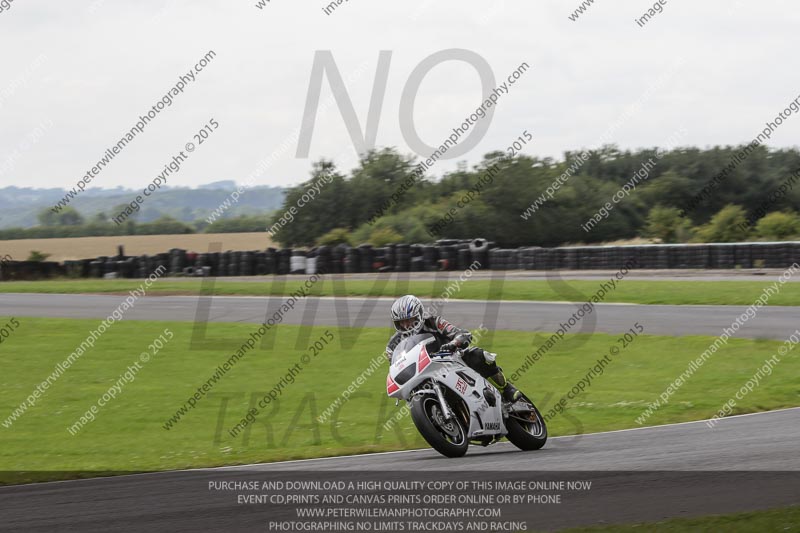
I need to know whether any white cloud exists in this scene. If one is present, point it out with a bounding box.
[0,0,797,191]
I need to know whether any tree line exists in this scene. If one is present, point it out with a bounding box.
[3,144,799,246]
[0,207,271,240]
[272,145,800,247]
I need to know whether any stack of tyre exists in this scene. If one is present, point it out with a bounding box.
[63,259,89,278]
[708,244,731,269]
[488,249,519,270]
[265,248,278,274]
[653,245,671,269]
[782,242,799,267]
[438,244,457,270]
[456,245,470,270]
[358,244,374,273]
[468,238,490,269]
[765,242,789,268]
[409,244,424,271]
[421,245,439,271]
[327,245,343,273]
[343,246,359,273]
[518,247,538,270]
[316,246,329,273]
[395,244,411,272]
[290,250,307,274]
[606,246,622,269]
[611,246,642,270]
[382,244,396,272]
[733,243,753,269]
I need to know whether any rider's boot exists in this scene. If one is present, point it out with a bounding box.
[488,369,521,402]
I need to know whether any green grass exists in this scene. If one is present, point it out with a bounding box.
[557,505,800,532]
[2,276,800,305]
[0,317,798,484]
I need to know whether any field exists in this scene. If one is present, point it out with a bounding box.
[2,276,800,306]
[1,317,798,484]
[0,232,275,262]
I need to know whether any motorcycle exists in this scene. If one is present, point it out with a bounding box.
[386,333,547,458]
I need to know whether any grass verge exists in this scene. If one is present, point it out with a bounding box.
[0,317,797,484]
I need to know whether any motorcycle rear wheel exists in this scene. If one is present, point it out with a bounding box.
[410,395,469,458]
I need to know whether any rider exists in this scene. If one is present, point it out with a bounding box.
[385,295,521,402]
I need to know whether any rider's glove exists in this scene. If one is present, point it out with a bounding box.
[453,333,471,348]
[439,342,457,353]
[441,333,471,353]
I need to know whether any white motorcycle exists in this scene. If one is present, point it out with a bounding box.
[387,333,547,458]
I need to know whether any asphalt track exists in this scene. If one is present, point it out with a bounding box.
[1,408,798,532]
[3,292,799,339]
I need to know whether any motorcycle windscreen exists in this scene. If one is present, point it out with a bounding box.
[390,333,436,363]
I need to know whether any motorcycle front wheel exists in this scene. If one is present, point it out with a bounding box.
[409,395,469,458]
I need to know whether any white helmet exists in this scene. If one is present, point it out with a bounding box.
[390,295,424,335]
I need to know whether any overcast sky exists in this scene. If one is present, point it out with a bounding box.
[0,0,798,192]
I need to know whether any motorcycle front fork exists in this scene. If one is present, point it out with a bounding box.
[432,382,454,420]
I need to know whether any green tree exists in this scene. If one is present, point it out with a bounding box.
[368,227,403,247]
[38,206,85,226]
[693,205,749,242]
[644,206,693,243]
[316,227,353,246]
[207,214,272,233]
[136,216,194,235]
[27,250,51,262]
[755,211,800,240]
[350,204,439,245]
[37,208,58,226]
[59,208,84,226]
[111,204,139,221]
[269,160,349,247]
